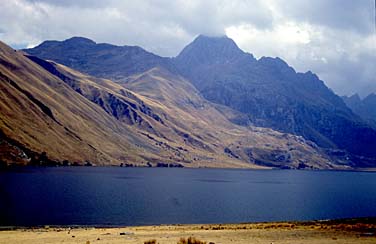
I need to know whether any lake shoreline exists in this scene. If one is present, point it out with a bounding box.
[1,217,376,230]
[2,164,376,172]
[1,218,375,244]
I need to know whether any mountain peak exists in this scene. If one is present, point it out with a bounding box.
[34,37,96,50]
[64,36,96,45]
[194,34,235,43]
[24,36,173,80]
[186,34,242,53]
[176,34,244,65]
[349,93,361,101]
[363,93,376,103]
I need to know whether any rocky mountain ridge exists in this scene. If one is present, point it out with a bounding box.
[174,35,376,160]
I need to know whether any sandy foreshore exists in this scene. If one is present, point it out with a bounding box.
[1,218,375,244]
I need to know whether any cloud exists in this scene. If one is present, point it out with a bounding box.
[24,0,109,8]
[274,0,375,35]
[0,0,273,55]
[0,0,375,96]
[225,0,376,97]
[315,51,376,97]
[226,21,376,97]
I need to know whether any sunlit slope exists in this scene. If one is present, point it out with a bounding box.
[121,67,337,169]
[53,63,256,168]
[0,41,143,165]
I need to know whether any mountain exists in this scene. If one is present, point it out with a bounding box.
[174,35,376,160]
[1,40,337,169]
[24,37,174,81]
[342,93,376,127]
[24,35,376,165]
[0,40,168,166]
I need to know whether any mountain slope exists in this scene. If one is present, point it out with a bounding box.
[119,67,336,169]
[174,35,376,160]
[0,44,129,165]
[1,40,338,169]
[2,40,223,167]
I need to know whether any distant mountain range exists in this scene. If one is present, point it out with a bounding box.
[0,34,374,169]
[342,93,376,127]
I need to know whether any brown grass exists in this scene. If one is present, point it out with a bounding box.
[177,237,211,244]
[144,237,211,244]
[144,239,157,244]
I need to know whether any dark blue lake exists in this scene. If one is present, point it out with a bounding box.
[1,167,375,226]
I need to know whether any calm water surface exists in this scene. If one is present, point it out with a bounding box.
[0,167,375,226]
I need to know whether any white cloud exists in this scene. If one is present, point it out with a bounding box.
[226,22,314,58]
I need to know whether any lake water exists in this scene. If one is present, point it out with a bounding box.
[1,167,375,226]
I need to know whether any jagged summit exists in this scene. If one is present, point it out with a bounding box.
[258,56,291,68]
[190,34,240,48]
[344,93,376,102]
[176,35,247,65]
[343,93,376,127]
[345,93,362,102]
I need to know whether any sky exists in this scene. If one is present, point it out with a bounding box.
[0,0,375,97]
